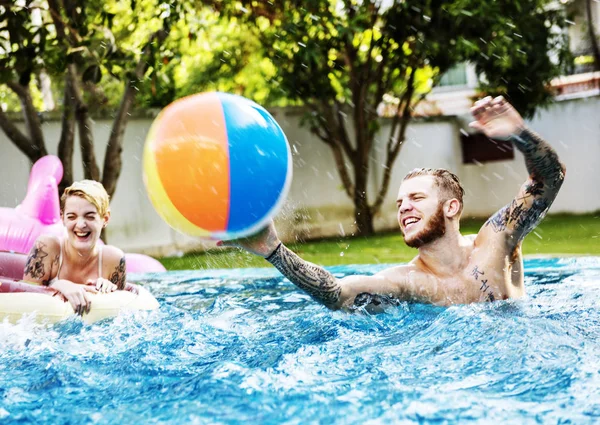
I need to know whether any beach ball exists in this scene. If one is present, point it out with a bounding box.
[143,92,292,240]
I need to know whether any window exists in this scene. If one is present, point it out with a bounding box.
[460,133,515,164]
[439,63,468,87]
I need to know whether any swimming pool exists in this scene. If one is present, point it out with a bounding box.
[1,257,599,424]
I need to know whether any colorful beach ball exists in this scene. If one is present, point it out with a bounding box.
[143,92,292,240]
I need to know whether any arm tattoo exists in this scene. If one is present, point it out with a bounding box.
[109,257,127,290]
[353,293,400,310]
[485,129,565,241]
[24,241,50,285]
[266,243,341,308]
[511,129,565,187]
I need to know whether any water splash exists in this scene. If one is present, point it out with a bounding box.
[1,257,600,424]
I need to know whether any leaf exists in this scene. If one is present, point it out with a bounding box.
[82,65,102,84]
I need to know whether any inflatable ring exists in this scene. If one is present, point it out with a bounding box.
[0,277,159,324]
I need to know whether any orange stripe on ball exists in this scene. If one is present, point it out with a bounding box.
[152,93,230,232]
[143,129,211,237]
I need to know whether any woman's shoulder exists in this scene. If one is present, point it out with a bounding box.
[101,244,125,265]
[100,245,127,286]
[34,234,61,253]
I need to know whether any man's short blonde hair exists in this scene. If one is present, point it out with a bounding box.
[60,180,110,217]
[403,168,465,214]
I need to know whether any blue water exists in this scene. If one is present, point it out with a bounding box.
[1,257,600,424]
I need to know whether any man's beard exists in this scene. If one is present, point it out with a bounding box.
[402,203,446,248]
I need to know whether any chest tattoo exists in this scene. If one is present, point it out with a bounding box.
[471,266,495,302]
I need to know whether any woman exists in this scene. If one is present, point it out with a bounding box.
[22,180,126,316]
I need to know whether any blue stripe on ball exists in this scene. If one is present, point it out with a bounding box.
[218,93,291,233]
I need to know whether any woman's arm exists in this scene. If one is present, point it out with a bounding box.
[104,246,127,290]
[22,235,96,315]
[22,235,60,286]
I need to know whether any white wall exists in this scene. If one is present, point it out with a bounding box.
[456,95,600,216]
[0,95,598,256]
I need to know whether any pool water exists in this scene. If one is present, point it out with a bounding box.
[1,257,600,424]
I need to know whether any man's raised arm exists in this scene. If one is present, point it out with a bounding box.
[470,96,566,246]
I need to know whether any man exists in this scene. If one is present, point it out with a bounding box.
[221,96,566,310]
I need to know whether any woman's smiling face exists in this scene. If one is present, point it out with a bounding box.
[62,195,108,250]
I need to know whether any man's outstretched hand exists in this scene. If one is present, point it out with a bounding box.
[469,96,525,140]
[217,220,281,258]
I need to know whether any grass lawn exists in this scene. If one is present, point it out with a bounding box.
[159,213,600,271]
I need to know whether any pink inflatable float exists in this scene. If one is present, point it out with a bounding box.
[0,155,166,279]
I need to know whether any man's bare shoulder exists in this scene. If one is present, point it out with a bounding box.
[472,221,519,256]
[375,262,418,280]
[374,261,452,304]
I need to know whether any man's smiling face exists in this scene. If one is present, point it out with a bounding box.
[396,175,447,248]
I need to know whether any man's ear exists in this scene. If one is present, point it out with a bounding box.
[444,199,461,218]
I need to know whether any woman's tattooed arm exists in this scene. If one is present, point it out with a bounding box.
[485,129,566,244]
[23,239,57,286]
[266,243,342,308]
[109,256,127,290]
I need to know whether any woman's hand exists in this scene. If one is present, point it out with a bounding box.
[124,282,140,295]
[49,280,97,316]
[87,277,118,294]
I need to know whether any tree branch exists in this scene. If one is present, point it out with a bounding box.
[0,106,45,161]
[361,2,382,91]
[48,0,98,180]
[57,74,76,193]
[102,29,168,198]
[586,0,600,71]
[373,39,393,109]
[306,101,355,198]
[47,0,81,45]
[67,64,100,181]
[6,80,46,156]
[328,101,355,160]
[371,68,416,215]
[310,125,355,198]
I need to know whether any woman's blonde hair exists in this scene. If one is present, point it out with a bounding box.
[60,180,110,217]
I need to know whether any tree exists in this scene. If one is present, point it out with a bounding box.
[217,0,569,236]
[0,0,194,196]
[586,0,600,70]
[174,12,286,106]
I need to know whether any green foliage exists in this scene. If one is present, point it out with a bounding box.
[0,1,45,86]
[0,87,19,111]
[215,0,569,116]
[453,1,570,118]
[168,11,286,105]
[574,55,595,65]
[0,0,200,112]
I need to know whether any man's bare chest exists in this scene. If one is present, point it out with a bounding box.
[410,250,524,305]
